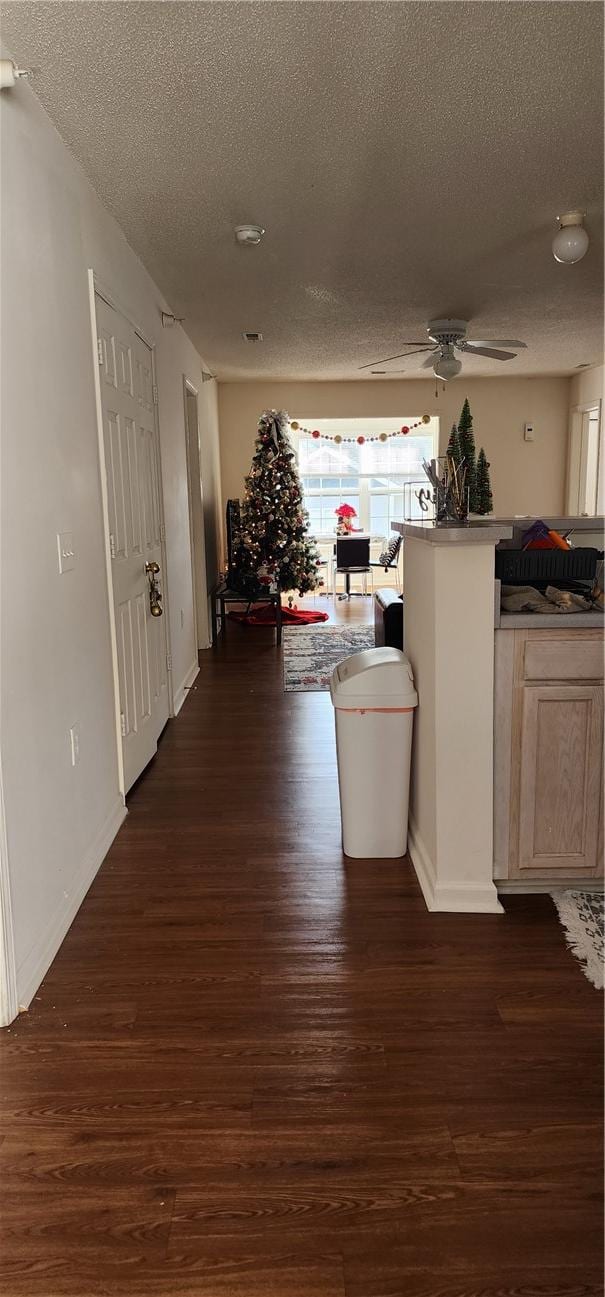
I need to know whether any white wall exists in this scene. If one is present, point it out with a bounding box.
[404,534,502,913]
[218,377,572,523]
[0,75,220,1014]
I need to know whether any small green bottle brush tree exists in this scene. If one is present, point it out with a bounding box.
[452,399,493,516]
[476,447,493,515]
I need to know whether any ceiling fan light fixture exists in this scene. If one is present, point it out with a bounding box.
[433,355,462,382]
[552,211,589,264]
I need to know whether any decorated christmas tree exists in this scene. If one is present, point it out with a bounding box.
[230,409,321,598]
[476,447,493,515]
[458,398,479,512]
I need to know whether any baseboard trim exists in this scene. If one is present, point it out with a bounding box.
[409,818,503,914]
[408,817,437,910]
[16,797,127,1011]
[173,660,200,716]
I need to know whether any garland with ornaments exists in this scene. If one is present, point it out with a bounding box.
[289,415,432,445]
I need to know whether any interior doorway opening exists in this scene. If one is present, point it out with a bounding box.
[184,380,212,649]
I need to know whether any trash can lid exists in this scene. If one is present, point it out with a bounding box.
[330,647,418,710]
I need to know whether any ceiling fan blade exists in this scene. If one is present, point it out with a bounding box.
[466,339,527,349]
[462,344,517,360]
[358,347,433,371]
[422,353,436,368]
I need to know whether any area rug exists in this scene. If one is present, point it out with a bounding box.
[551,891,604,989]
[283,624,375,692]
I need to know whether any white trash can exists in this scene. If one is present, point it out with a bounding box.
[330,647,418,858]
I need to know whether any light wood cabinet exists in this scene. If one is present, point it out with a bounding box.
[494,628,604,883]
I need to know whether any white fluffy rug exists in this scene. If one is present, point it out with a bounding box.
[551,891,604,989]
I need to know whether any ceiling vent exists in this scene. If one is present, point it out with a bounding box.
[242,331,263,342]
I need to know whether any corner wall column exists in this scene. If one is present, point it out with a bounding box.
[395,522,512,913]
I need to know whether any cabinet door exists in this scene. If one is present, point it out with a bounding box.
[516,684,603,877]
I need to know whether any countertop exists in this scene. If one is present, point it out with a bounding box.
[393,520,513,545]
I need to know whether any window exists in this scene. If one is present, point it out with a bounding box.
[294,417,438,539]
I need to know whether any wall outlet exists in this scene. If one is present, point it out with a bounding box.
[524,422,535,442]
[57,531,76,573]
[69,723,80,766]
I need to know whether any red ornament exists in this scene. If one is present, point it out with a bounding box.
[312,429,321,439]
[401,425,410,435]
[357,435,365,444]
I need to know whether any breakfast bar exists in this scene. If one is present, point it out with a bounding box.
[393,517,604,911]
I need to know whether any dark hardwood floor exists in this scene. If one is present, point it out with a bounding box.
[1,614,603,1296]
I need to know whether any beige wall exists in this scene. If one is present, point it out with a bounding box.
[1,75,221,1015]
[218,377,571,528]
[569,364,604,409]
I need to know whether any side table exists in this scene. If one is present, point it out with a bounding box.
[210,584,283,647]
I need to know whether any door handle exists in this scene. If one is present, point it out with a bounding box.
[145,561,163,616]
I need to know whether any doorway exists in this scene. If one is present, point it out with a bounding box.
[183,381,212,649]
[93,285,171,794]
[567,402,603,515]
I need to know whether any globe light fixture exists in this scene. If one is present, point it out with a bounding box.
[433,354,462,382]
[552,211,589,264]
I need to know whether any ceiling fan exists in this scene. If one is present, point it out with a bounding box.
[360,319,527,381]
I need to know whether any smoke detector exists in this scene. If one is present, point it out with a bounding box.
[235,224,265,246]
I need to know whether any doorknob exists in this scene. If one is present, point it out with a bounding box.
[145,561,163,616]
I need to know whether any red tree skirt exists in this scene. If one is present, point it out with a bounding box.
[228,605,329,627]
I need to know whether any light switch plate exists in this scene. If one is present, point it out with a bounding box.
[57,531,75,573]
[524,423,535,442]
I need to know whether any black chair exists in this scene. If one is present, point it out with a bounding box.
[334,536,371,600]
[369,533,402,592]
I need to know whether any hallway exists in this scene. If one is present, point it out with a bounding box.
[0,626,602,1296]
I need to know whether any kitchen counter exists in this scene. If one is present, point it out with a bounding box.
[394,520,513,545]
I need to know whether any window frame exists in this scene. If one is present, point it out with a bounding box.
[295,417,438,540]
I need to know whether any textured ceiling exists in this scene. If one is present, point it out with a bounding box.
[2,1,603,380]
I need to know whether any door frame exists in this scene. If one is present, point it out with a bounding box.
[566,399,602,515]
[183,378,211,650]
[0,759,18,1027]
[87,269,174,801]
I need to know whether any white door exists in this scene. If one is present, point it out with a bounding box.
[96,294,170,792]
